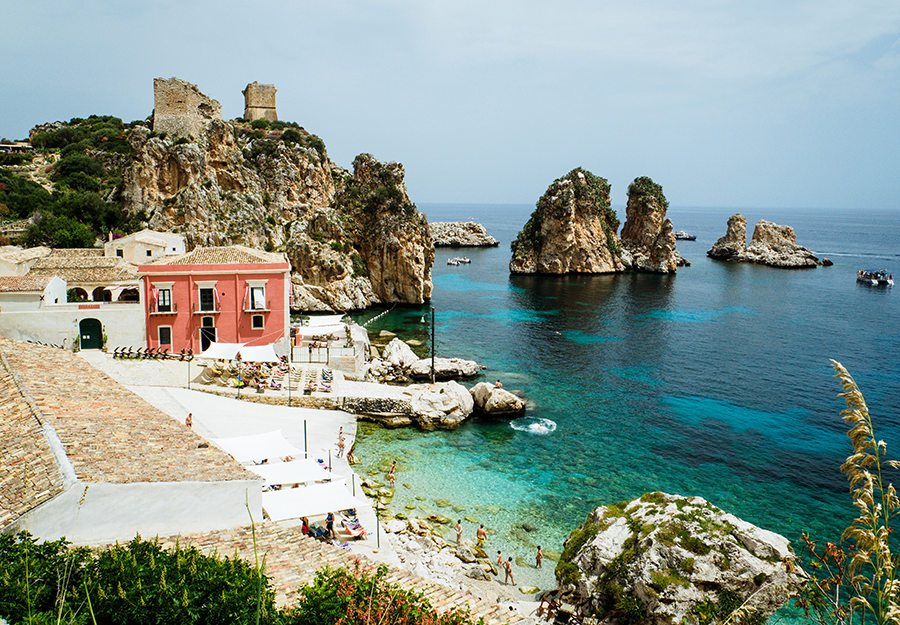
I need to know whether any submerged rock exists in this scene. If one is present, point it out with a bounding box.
[707,213,820,268]
[557,492,804,625]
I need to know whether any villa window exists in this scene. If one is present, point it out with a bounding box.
[199,287,216,312]
[252,315,264,329]
[116,249,123,257]
[158,326,172,345]
[157,288,172,313]
[146,249,152,257]
[250,286,266,310]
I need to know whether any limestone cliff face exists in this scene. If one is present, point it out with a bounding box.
[619,177,679,273]
[707,213,819,268]
[509,168,623,274]
[121,123,433,310]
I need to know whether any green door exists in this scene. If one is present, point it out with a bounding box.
[79,318,102,350]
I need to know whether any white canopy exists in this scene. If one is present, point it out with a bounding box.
[240,343,280,363]
[246,459,333,485]
[262,479,370,521]
[293,324,346,338]
[210,430,304,464]
[197,342,245,361]
[305,315,346,327]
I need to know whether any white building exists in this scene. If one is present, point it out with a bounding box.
[105,229,186,263]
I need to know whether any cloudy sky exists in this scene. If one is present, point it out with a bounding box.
[3,1,899,209]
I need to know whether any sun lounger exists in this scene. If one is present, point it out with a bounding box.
[341,519,367,539]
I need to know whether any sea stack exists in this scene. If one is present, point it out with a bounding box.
[509,168,623,274]
[619,176,680,273]
[708,213,820,268]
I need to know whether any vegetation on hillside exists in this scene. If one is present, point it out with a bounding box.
[0,533,483,625]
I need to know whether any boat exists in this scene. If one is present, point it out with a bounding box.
[857,270,894,287]
[447,256,471,265]
[447,258,459,266]
[674,231,696,241]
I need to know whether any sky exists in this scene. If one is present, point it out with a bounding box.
[3,1,899,210]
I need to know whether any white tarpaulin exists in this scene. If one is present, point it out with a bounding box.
[210,430,304,464]
[197,342,245,361]
[240,343,280,363]
[246,459,333,485]
[306,315,345,326]
[293,324,346,338]
[262,480,370,521]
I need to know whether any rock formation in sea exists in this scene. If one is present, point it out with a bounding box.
[509,168,624,274]
[122,84,433,311]
[364,337,483,383]
[469,382,526,415]
[430,222,500,247]
[619,177,681,273]
[707,213,820,268]
[556,492,804,625]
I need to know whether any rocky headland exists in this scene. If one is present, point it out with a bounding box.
[556,492,803,625]
[707,213,820,268]
[122,79,433,311]
[430,222,499,247]
[509,169,684,275]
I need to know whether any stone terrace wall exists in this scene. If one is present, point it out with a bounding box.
[153,77,222,139]
[0,350,65,531]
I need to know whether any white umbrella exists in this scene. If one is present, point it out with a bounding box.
[240,343,280,363]
[196,341,245,360]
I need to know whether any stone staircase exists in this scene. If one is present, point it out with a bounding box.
[153,521,537,624]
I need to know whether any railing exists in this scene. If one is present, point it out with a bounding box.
[149,302,178,315]
[192,302,220,314]
[244,300,271,312]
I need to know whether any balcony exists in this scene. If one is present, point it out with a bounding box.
[149,302,178,315]
[192,302,220,314]
[244,300,271,313]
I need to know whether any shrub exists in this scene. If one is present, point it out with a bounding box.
[0,169,52,218]
[250,118,271,130]
[0,151,33,166]
[281,128,304,145]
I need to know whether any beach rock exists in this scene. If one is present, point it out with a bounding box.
[386,519,407,533]
[465,565,492,581]
[409,357,484,380]
[383,338,420,368]
[407,381,475,430]
[520,586,541,595]
[431,222,500,247]
[707,213,748,261]
[822,258,833,266]
[557,492,804,625]
[456,545,477,563]
[510,168,623,274]
[470,382,527,416]
[619,177,679,273]
[707,214,820,268]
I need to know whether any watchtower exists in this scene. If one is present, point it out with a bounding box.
[152,77,222,139]
[242,82,278,123]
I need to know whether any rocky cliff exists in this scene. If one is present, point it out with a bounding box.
[430,222,499,247]
[708,213,820,268]
[509,168,623,274]
[557,493,803,625]
[619,177,681,273]
[122,118,432,310]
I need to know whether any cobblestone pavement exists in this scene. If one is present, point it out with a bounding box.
[145,522,537,625]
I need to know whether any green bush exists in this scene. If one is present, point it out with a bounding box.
[0,169,53,218]
[25,211,96,248]
[281,128,304,145]
[0,152,33,166]
[250,118,271,130]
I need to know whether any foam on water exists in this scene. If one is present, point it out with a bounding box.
[509,417,557,435]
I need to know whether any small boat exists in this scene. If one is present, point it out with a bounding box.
[857,269,894,287]
[447,258,459,266]
[447,256,471,265]
[674,231,696,241]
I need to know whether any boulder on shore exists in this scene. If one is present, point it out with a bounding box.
[470,382,526,415]
[707,213,820,268]
[409,357,484,380]
[557,492,804,625]
[365,338,484,384]
[430,222,500,247]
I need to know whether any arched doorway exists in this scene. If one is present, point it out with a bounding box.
[200,317,216,351]
[79,318,103,350]
[118,288,140,302]
[92,287,111,302]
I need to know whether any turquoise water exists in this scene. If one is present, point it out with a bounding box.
[351,204,900,591]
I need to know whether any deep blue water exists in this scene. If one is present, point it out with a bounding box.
[351,203,900,590]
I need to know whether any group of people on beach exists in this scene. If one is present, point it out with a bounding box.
[452,519,542,586]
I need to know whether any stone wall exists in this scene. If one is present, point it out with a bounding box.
[153,77,222,139]
[243,81,278,122]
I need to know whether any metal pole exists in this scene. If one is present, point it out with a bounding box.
[430,307,435,384]
[304,420,308,459]
[187,350,190,390]
[376,504,380,549]
[352,474,355,496]
[328,450,332,472]
[288,366,291,407]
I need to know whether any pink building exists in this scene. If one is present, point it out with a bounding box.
[138,246,291,355]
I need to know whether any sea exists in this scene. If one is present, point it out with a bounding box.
[348,203,900,600]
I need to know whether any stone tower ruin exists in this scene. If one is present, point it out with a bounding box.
[242,82,277,122]
[152,78,222,139]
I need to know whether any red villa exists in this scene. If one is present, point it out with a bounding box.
[138,246,291,355]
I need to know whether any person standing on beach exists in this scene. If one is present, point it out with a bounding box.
[455,520,462,544]
[476,524,486,547]
[337,435,345,458]
[536,546,543,569]
[504,557,514,585]
[326,511,336,539]
[185,413,192,428]
[496,550,503,565]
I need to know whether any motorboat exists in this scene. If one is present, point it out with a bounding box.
[857,270,894,287]
[674,231,696,241]
[447,256,471,265]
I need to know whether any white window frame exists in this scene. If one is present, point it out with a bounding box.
[251,314,265,330]
[247,279,268,311]
[158,325,173,345]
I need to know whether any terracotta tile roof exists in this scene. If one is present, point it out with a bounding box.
[0,245,52,264]
[0,350,65,531]
[47,248,104,257]
[29,255,139,285]
[0,275,55,292]
[151,245,287,266]
[0,338,252,485]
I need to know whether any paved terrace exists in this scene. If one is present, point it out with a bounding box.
[0,338,249,484]
[0,350,65,530]
[149,522,534,625]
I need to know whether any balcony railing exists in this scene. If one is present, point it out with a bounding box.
[149,302,178,315]
[244,300,271,312]
[192,302,220,314]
